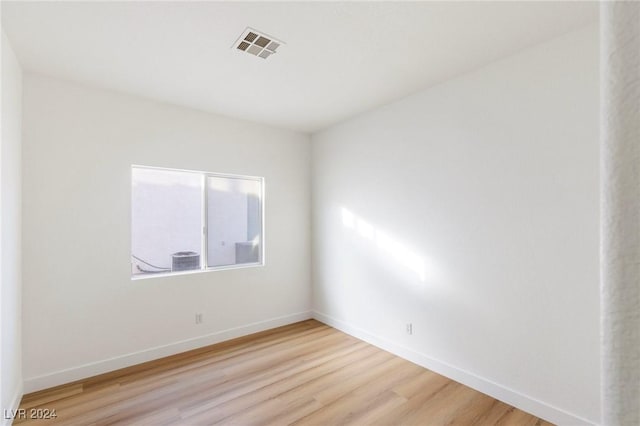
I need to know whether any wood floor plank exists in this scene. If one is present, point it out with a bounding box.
[181,343,381,423]
[404,383,481,425]
[17,319,553,425]
[447,392,502,425]
[293,358,422,425]
[372,379,459,425]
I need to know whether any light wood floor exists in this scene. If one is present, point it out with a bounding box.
[17,320,552,425]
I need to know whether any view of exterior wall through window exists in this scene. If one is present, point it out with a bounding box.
[131,166,263,278]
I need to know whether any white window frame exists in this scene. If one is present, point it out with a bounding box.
[131,165,265,280]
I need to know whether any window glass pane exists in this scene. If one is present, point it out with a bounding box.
[207,176,262,268]
[132,168,203,276]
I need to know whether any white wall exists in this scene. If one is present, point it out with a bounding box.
[312,25,599,425]
[22,74,311,391]
[1,31,23,419]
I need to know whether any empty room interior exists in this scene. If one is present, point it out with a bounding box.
[1,1,639,425]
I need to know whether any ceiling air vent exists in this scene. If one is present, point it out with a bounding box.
[234,28,283,60]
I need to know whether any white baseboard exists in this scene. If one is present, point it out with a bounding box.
[2,382,24,426]
[24,311,312,394]
[312,310,595,426]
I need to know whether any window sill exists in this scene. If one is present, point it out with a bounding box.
[131,262,264,281]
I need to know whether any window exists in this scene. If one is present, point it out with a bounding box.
[131,166,263,278]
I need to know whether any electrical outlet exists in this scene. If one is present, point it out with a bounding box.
[195,313,203,324]
[406,323,413,335]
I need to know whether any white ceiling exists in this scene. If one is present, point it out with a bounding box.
[1,1,598,133]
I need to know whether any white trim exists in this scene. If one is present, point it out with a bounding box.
[23,311,312,394]
[312,310,595,426]
[131,261,264,281]
[1,382,24,426]
[131,164,263,182]
[201,172,208,273]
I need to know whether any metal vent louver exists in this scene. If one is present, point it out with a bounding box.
[234,28,282,60]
